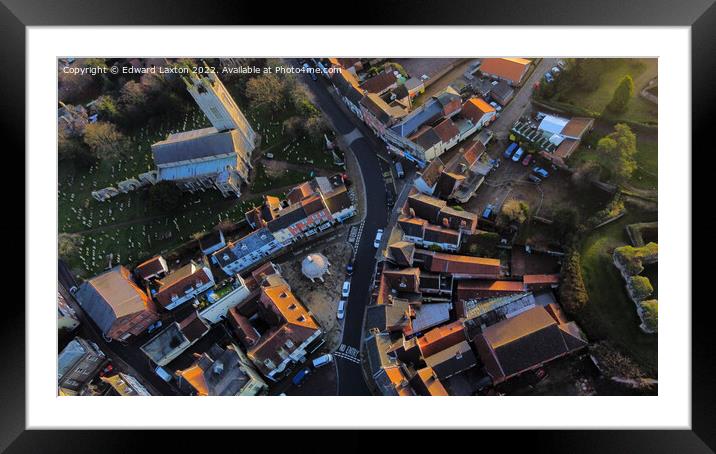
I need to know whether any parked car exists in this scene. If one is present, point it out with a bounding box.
[341,281,351,298]
[147,320,163,334]
[395,162,405,179]
[528,174,542,184]
[557,59,567,69]
[346,263,354,276]
[292,367,311,386]
[551,66,561,75]
[337,299,346,319]
[533,166,549,178]
[265,153,274,159]
[503,142,518,159]
[482,204,495,219]
[489,101,502,112]
[154,366,173,382]
[312,354,333,369]
[522,154,533,166]
[544,72,554,83]
[373,229,384,248]
[512,147,524,162]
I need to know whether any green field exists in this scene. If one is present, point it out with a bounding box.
[559,59,657,125]
[577,208,658,374]
[568,131,657,191]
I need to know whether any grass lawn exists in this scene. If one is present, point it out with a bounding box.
[558,58,657,125]
[250,163,311,193]
[268,136,342,170]
[65,195,261,278]
[568,132,657,191]
[577,207,658,375]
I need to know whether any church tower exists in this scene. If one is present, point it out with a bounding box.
[183,64,257,151]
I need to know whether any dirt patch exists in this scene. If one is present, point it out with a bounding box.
[278,241,353,351]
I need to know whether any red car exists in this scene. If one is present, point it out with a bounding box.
[522,154,533,166]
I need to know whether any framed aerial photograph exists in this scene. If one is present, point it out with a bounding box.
[7,0,712,452]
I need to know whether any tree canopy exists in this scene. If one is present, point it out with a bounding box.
[596,123,638,183]
[607,74,635,113]
[83,121,129,161]
[499,199,529,226]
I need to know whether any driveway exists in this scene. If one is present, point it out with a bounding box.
[490,58,559,140]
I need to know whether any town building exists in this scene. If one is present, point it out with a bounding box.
[414,249,502,279]
[416,140,494,203]
[242,269,323,381]
[58,337,107,396]
[479,58,533,87]
[410,367,449,396]
[147,67,257,198]
[100,373,152,396]
[213,228,283,276]
[198,275,252,325]
[198,229,226,257]
[140,310,210,367]
[511,114,594,168]
[243,175,356,249]
[423,340,477,380]
[152,261,215,311]
[75,266,160,342]
[417,320,467,358]
[183,67,257,143]
[473,304,588,384]
[151,127,253,197]
[175,343,268,396]
[365,329,415,396]
[134,255,169,282]
[57,291,80,332]
[460,97,497,131]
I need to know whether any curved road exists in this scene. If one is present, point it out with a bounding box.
[295,63,392,395]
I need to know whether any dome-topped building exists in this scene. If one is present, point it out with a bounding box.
[301,253,331,283]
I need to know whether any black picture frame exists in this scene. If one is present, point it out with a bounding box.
[4,0,710,451]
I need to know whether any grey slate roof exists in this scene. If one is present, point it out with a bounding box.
[152,127,250,166]
[424,340,477,379]
[364,331,396,377]
[213,228,277,268]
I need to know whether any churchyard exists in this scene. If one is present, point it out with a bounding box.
[59,74,337,278]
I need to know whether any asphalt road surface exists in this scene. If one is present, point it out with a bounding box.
[294,61,395,395]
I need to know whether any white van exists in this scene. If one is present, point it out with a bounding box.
[312,354,333,368]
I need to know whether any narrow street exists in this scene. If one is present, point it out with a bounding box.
[292,61,398,395]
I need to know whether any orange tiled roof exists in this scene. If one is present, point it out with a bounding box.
[415,367,449,396]
[479,58,532,84]
[417,320,466,358]
[178,363,209,396]
[523,274,560,285]
[384,366,414,396]
[261,282,318,330]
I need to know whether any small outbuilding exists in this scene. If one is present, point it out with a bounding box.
[301,253,331,282]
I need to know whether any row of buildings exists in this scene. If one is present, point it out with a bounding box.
[362,145,587,396]
[68,173,355,393]
[328,58,531,167]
